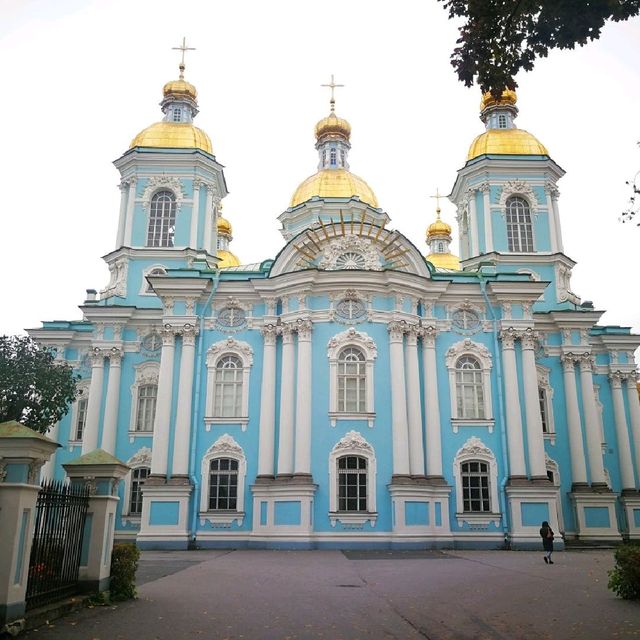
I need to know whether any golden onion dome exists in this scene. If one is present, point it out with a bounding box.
[467,129,548,161]
[217,249,241,269]
[426,253,461,271]
[480,89,517,111]
[427,216,452,239]
[290,168,378,208]
[314,112,351,141]
[217,215,232,235]
[163,78,197,101]
[130,122,213,154]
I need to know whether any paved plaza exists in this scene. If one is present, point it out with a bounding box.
[23,549,640,640]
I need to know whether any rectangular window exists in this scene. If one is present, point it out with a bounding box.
[461,461,490,512]
[538,387,549,433]
[338,456,367,511]
[136,385,157,431]
[209,458,239,510]
[129,467,149,515]
[74,397,88,440]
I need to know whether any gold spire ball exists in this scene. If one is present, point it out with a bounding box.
[425,190,460,271]
[290,76,378,208]
[130,38,213,154]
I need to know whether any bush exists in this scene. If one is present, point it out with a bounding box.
[109,543,140,601]
[608,544,640,600]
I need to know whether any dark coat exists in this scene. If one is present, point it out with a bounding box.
[540,525,554,552]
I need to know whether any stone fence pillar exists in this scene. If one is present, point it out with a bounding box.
[63,450,129,593]
[0,421,59,632]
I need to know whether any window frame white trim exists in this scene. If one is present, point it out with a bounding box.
[199,434,246,527]
[328,431,377,528]
[68,379,91,447]
[121,447,152,523]
[327,328,377,427]
[128,362,159,441]
[453,436,501,528]
[204,338,253,429]
[537,364,556,444]
[446,339,494,430]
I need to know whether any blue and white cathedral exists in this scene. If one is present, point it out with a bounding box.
[29,60,640,549]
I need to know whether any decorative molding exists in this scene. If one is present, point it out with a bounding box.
[332,430,374,456]
[206,338,254,367]
[327,328,377,359]
[101,257,128,299]
[127,447,152,468]
[497,180,540,215]
[206,433,244,458]
[318,234,382,271]
[141,176,185,212]
[445,339,492,368]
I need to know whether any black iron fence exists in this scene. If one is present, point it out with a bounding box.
[25,479,89,610]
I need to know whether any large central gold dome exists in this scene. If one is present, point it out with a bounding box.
[130,122,213,154]
[290,169,378,208]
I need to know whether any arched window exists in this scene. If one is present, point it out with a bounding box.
[208,458,239,510]
[143,266,166,294]
[437,241,444,253]
[205,339,253,428]
[213,355,243,417]
[460,461,490,512]
[147,190,176,247]
[505,196,533,252]
[129,467,150,515]
[337,347,366,413]
[135,384,157,432]
[330,148,337,166]
[455,356,484,419]
[337,455,368,512]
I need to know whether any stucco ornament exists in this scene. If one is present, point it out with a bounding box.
[327,328,377,359]
[100,257,128,299]
[456,436,494,460]
[318,234,382,271]
[206,338,254,366]
[127,447,152,467]
[207,433,243,457]
[497,180,540,216]
[332,430,374,455]
[141,176,185,211]
[445,339,491,368]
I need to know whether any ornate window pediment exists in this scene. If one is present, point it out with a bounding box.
[318,235,382,271]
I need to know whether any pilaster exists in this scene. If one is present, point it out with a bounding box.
[388,321,410,478]
[257,324,279,478]
[82,348,105,454]
[100,347,123,455]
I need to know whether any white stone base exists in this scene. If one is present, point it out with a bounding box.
[620,495,640,540]
[570,490,622,542]
[387,482,453,542]
[506,483,561,547]
[138,483,193,547]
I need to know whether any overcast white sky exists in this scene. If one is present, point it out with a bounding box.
[2,0,639,359]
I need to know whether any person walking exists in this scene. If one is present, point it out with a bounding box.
[540,520,555,564]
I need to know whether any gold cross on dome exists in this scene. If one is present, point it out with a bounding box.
[172,37,196,77]
[321,74,344,111]
[430,188,444,216]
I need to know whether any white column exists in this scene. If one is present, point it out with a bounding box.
[561,355,588,485]
[468,190,479,256]
[520,332,547,479]
[100,348,123,455]
[610,372,636,490]
[626,377,640,480]
[172,325,197,476]
[189,180,201,249]
[579,354,607,486]
[500,330,526,478]
[405,326,425,476]
[544,185,559,253]
[257,325,278,477]
[202,186,214,253]
[294,320,313,476]
[150,327,177,476]
[277,324,295,476]
[551,191,564,253]
[422,327,443,478]
[480,183,493,253]
[388,322,410,477]
[123,178,136,247]
[82,348,105,454]
[115,182,128,248]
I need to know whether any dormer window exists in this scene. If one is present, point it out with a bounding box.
[498,114,507,129]
[330,148,337,166]
[173,108,182,122]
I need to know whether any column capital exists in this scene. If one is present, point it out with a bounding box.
[161,324,177,346]
[261,323,280,345]
[421,325,438,347]
[387,320,408,341]
[520,328,540,351]
[89,346,105,366]
[544,181,560,199]
[406,323,420,345]
[295,318,313,340]
[106,347,123,366]
[181,323,199,346]
[281,323,296,343]
[560,352,578,370]
[578,353,595,371]
[609,370,630,387]
[478,181,491,193]
[499,328,518,349]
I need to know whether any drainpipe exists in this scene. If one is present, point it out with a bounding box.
[189,271,221,544]
[477,269,511,545]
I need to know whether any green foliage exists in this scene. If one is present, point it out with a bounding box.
[438,0,640,96]
[608,543,640,599]
[0,335,78,434]
[109,543,140,601]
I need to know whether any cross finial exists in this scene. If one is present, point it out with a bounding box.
[172,37,196,79]
[321,74,344,113]
[430,188,444,217]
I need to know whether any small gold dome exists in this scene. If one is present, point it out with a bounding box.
[315,112,351,141]
[290,168,378,208]
[480,89,517,111]
[427,253,461,271]
[427,216,452,239]
[217,249,241,269]
[163,78,197,101]
[467,129,548,161]
[217,216,232,235]
[130,122,213,154]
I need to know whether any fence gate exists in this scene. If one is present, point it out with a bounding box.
[25,480,90,610]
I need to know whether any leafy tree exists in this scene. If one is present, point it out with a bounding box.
[0,335,78,434]
[439,0,640,97]
[621,146,640,226]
